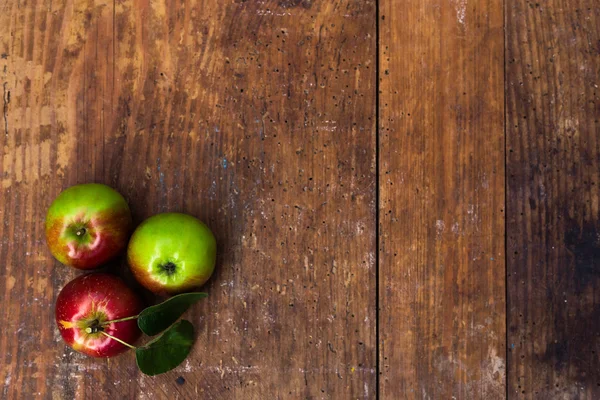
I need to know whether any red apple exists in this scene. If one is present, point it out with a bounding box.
[45,183,132,270]
[55,273,143,357]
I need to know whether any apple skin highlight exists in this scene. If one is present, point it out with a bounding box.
[55,273,143,358]
[45,183,132,270]
[127,213,217,296]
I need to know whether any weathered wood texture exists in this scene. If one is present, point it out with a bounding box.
[378,0,506,398]
[0,0,377,398]
[4,0,600,398]
[506,0,600,398]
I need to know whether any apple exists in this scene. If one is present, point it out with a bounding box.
[127,213,217,295]
[55,273,143,357]
[45,183,133,270]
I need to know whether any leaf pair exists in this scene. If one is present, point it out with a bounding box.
[134,292,208,376]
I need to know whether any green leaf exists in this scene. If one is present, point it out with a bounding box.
[136,320,194,376]
[138,292,207,336]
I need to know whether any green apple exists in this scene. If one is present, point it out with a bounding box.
[127,213,217,295]
[45,183,132,270]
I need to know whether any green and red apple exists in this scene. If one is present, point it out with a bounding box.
[45,183,132,270]
[55,273,143,357]
[127,213,217,296]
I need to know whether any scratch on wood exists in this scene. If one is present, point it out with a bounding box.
[2,82,8,136]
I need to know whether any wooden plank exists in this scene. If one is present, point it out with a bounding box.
[506,0,600,398]
[0,0,112,398]
[378,0,505,398]
[0,0,377,398]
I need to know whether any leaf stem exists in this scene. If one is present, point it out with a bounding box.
[101,315,139,325]
[101,331,137,350]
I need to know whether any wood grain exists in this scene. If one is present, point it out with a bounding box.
[5,0,598,397]
[378,0,506,398]
[0,0,377,398]
[506,0,600,398]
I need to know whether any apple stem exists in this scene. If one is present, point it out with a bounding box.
[101,315,139,326]
[100,331,137,350]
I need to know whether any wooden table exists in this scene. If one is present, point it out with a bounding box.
[1,0,598,398]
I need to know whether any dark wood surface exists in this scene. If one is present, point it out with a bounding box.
[0,0,598,399]
[0,0,377,398]
[506,0,600,398]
